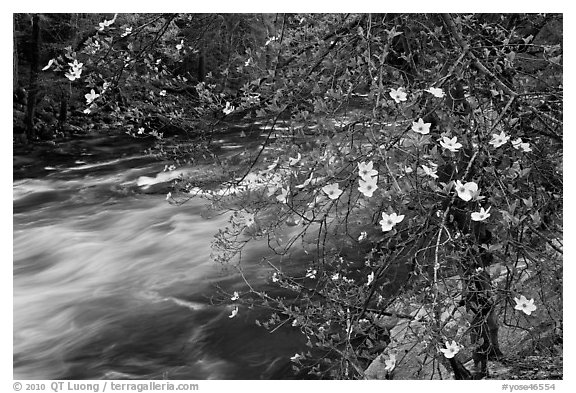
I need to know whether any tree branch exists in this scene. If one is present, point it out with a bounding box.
[441,13,518,97]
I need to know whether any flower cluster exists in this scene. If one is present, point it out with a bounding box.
[65,59,83,81]
[357,161,379,197]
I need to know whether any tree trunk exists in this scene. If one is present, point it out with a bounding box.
[13,14,18,93]
[25,14,41,141]
[197,50,205,83]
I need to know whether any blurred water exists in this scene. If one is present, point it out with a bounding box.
[13,152,305,380]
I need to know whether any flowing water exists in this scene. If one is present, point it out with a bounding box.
[13,133,307,380]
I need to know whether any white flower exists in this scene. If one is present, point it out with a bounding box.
[176,39,184,50]
[367,272,375,286]
[159,90,166,96]
[454,180,478,202]
[83,108,91,114]
[289,153,301,166]
[511,138,532,152]
[439,340,460,359]
[245,58,252,66]
[421,164,439,179]
[138,127,145,134]
[243,213,255,227]
[471,206,491,222]
[65,60,83,81]
[389,87,407,103]
[514,295,537,315]
[121,27,132,37]
[97,18,115,31]
[290,353,302,362]
[42,59,55,71]
[379,212,405,232]
[425,87,445,98]
[384,353,396,372]
[85,89,100,105]
[65,68,82,81]
[229,306,239,318]
[358,161,378,180]
[272,272,280,283]
[231,291,239,301]
[331,272,340,281]
[439,136,463,152]
[305,268,317,279]
[358,176,378,198]
[489,131,510,148]
[223,101,235,115]
[322,183,343,200]
[265,36,277,46]
[276,188,288,204]
[412,118,431,135]
[358,231,367,242]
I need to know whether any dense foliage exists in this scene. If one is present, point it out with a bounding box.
[13,13,563,380]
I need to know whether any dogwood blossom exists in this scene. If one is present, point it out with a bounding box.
[412,118,431,135]
[65,60,83,81]
[223,101,235,115]
[358,176,378,197]
[42,59,55,71]
[231,291,239,301]
[305,268,317,279]
[454,180,478,202]
[121,27,132,37]
[290,353,302,362]
[471,206,491,221]
[243,213,255,227]
[84,89,100,105]
[511,138,532,152]
[358,161,378,180]
[439,136,463,152]
[379,212,405,232]
[229,306,238,318]
[367,272,375,286]
[489,131,510,148]
[425,87,445,98]
[439,340,460,359]
[514,295,537,315]
[384,353,396,372]
[265,36,278,46]
[389,87,407,103]
[421,164,439,179]
[276,188,289,203]
[322,183,343,200]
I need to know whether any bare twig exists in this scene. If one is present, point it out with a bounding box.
[441,13,518,98]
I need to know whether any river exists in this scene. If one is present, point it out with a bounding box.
[13,132,307,380]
